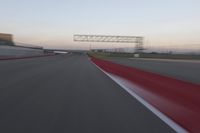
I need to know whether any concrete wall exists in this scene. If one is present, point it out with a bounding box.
[0,45,44,57]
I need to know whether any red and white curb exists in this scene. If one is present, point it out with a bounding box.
[91,59,188,133]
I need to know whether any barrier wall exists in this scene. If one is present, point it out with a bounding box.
[91,57,200,133]
[0,45,44,57]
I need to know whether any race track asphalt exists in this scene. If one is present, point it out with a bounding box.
[0,53,175,133]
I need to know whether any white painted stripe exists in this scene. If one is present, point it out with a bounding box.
[90,60,188,133]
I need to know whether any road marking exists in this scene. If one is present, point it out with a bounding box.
[91,60,188,133]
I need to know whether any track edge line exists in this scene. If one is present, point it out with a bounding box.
[90,59,188,133]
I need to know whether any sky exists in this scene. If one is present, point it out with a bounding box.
[0,0,200,51]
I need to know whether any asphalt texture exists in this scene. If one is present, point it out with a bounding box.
[0,53,175,133]
[108,58,200,84]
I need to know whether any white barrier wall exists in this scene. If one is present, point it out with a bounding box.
[0,45,44,57]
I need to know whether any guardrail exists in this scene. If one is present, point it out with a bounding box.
[91,56,200,133]
[0,45,44,57]
[0,54,55,61]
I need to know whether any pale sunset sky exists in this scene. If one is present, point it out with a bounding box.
[0,0,200,51]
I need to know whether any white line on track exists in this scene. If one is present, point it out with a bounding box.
[90,59,188,133]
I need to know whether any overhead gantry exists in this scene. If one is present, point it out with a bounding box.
[73,34,144,53]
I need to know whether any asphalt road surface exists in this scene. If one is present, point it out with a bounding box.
[108,58,200,84]
[0,53,175,133]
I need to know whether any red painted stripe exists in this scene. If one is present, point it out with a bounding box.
[91,57,200,133]
[0,54,55,61]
